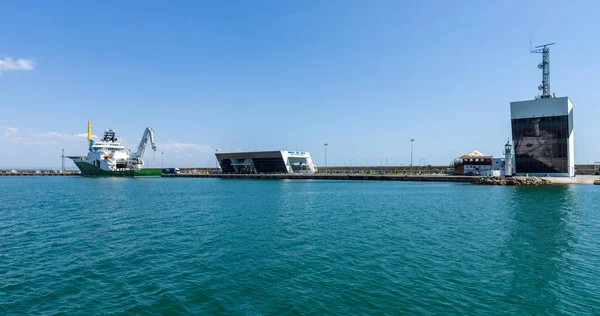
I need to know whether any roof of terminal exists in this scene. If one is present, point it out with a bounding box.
[459,150,492,159]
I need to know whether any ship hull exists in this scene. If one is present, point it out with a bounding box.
[74,161,161,177]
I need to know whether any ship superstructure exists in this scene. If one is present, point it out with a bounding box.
[69,121,161,176]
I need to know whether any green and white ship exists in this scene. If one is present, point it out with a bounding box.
[69,121,161,177]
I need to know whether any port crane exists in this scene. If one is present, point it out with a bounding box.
[129,127,156,167]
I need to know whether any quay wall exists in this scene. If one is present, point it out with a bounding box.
[163,173,477,182]
[0,173,80,176]
[2,172,597,184]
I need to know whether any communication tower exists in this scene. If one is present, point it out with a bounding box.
[510,41,575,177]
[531,42,555,99]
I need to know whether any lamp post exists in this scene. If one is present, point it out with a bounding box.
[161,152,164,169]
[324,143,328,174]
[410,139,415,174]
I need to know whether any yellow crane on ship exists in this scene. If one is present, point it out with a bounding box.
[87,120,92,149]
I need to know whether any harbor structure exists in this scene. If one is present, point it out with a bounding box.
[510,43,575,177]
[453,150,492,176]
[453,147,513,177]
[215,150,317,174]
[491,158,507,177]
[504,141,513,176]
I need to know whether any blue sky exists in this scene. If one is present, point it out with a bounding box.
[1,0,599,169]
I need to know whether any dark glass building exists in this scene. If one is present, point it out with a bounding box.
[510,97,574,177]
[215,151,316,174]
[511,115,569,174]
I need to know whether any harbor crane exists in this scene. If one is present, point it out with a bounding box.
[531,42,555,99]
[129,127,156,167]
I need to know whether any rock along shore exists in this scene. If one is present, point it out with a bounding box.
[474,176,551,186]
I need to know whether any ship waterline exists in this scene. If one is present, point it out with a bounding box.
[74,161,161,177]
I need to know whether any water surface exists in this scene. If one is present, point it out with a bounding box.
[1,177,599,314]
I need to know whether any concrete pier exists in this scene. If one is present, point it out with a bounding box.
[0,173,80,176]
[163,173,600,184]
[163,173,477,182]
[1,172,598,184]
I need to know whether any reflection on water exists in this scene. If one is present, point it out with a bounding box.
[504,185,578,314]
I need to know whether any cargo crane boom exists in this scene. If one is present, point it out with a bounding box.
[130,127,156,166]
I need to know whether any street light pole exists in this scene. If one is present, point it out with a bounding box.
[410,139,415,174]
[161,152,164,169]
[324,143,328,174]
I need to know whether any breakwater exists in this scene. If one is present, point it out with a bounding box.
[0,173,80,176]
[163,173,477,182]
[475,176,551,185]
[2,172,598,184]
[167,174,598,184]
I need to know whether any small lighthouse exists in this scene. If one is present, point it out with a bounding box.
[504,141,513,177]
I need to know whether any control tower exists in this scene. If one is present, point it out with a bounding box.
[509,43,575,177]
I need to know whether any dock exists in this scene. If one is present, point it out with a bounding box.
[2,170,598,184]
[164,173,477,182]
[0,173,80,176]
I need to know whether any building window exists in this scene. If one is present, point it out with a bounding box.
[511,115,569,173]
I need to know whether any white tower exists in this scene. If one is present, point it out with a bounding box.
[504,141,513,177]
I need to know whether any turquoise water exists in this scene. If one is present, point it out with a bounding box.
[1,177,599,315]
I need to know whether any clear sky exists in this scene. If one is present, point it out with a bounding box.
[1,0,599,169]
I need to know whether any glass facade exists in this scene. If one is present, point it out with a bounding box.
[511,115,569,174]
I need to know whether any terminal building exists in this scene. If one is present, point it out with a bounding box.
[215,150,317,174]
[454,145,513,177]
[509,43,575,177]
[453,150,493,176]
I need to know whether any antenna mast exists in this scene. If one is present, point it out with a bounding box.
[531,42,555,99]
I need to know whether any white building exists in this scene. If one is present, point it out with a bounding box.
[510,97,574,177]
[486,157,506,177]
[454,150,492,175]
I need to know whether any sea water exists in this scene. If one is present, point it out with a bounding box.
[1,177,599,314]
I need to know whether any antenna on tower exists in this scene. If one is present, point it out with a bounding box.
[529,37,532,52]
[531,42,555,99]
